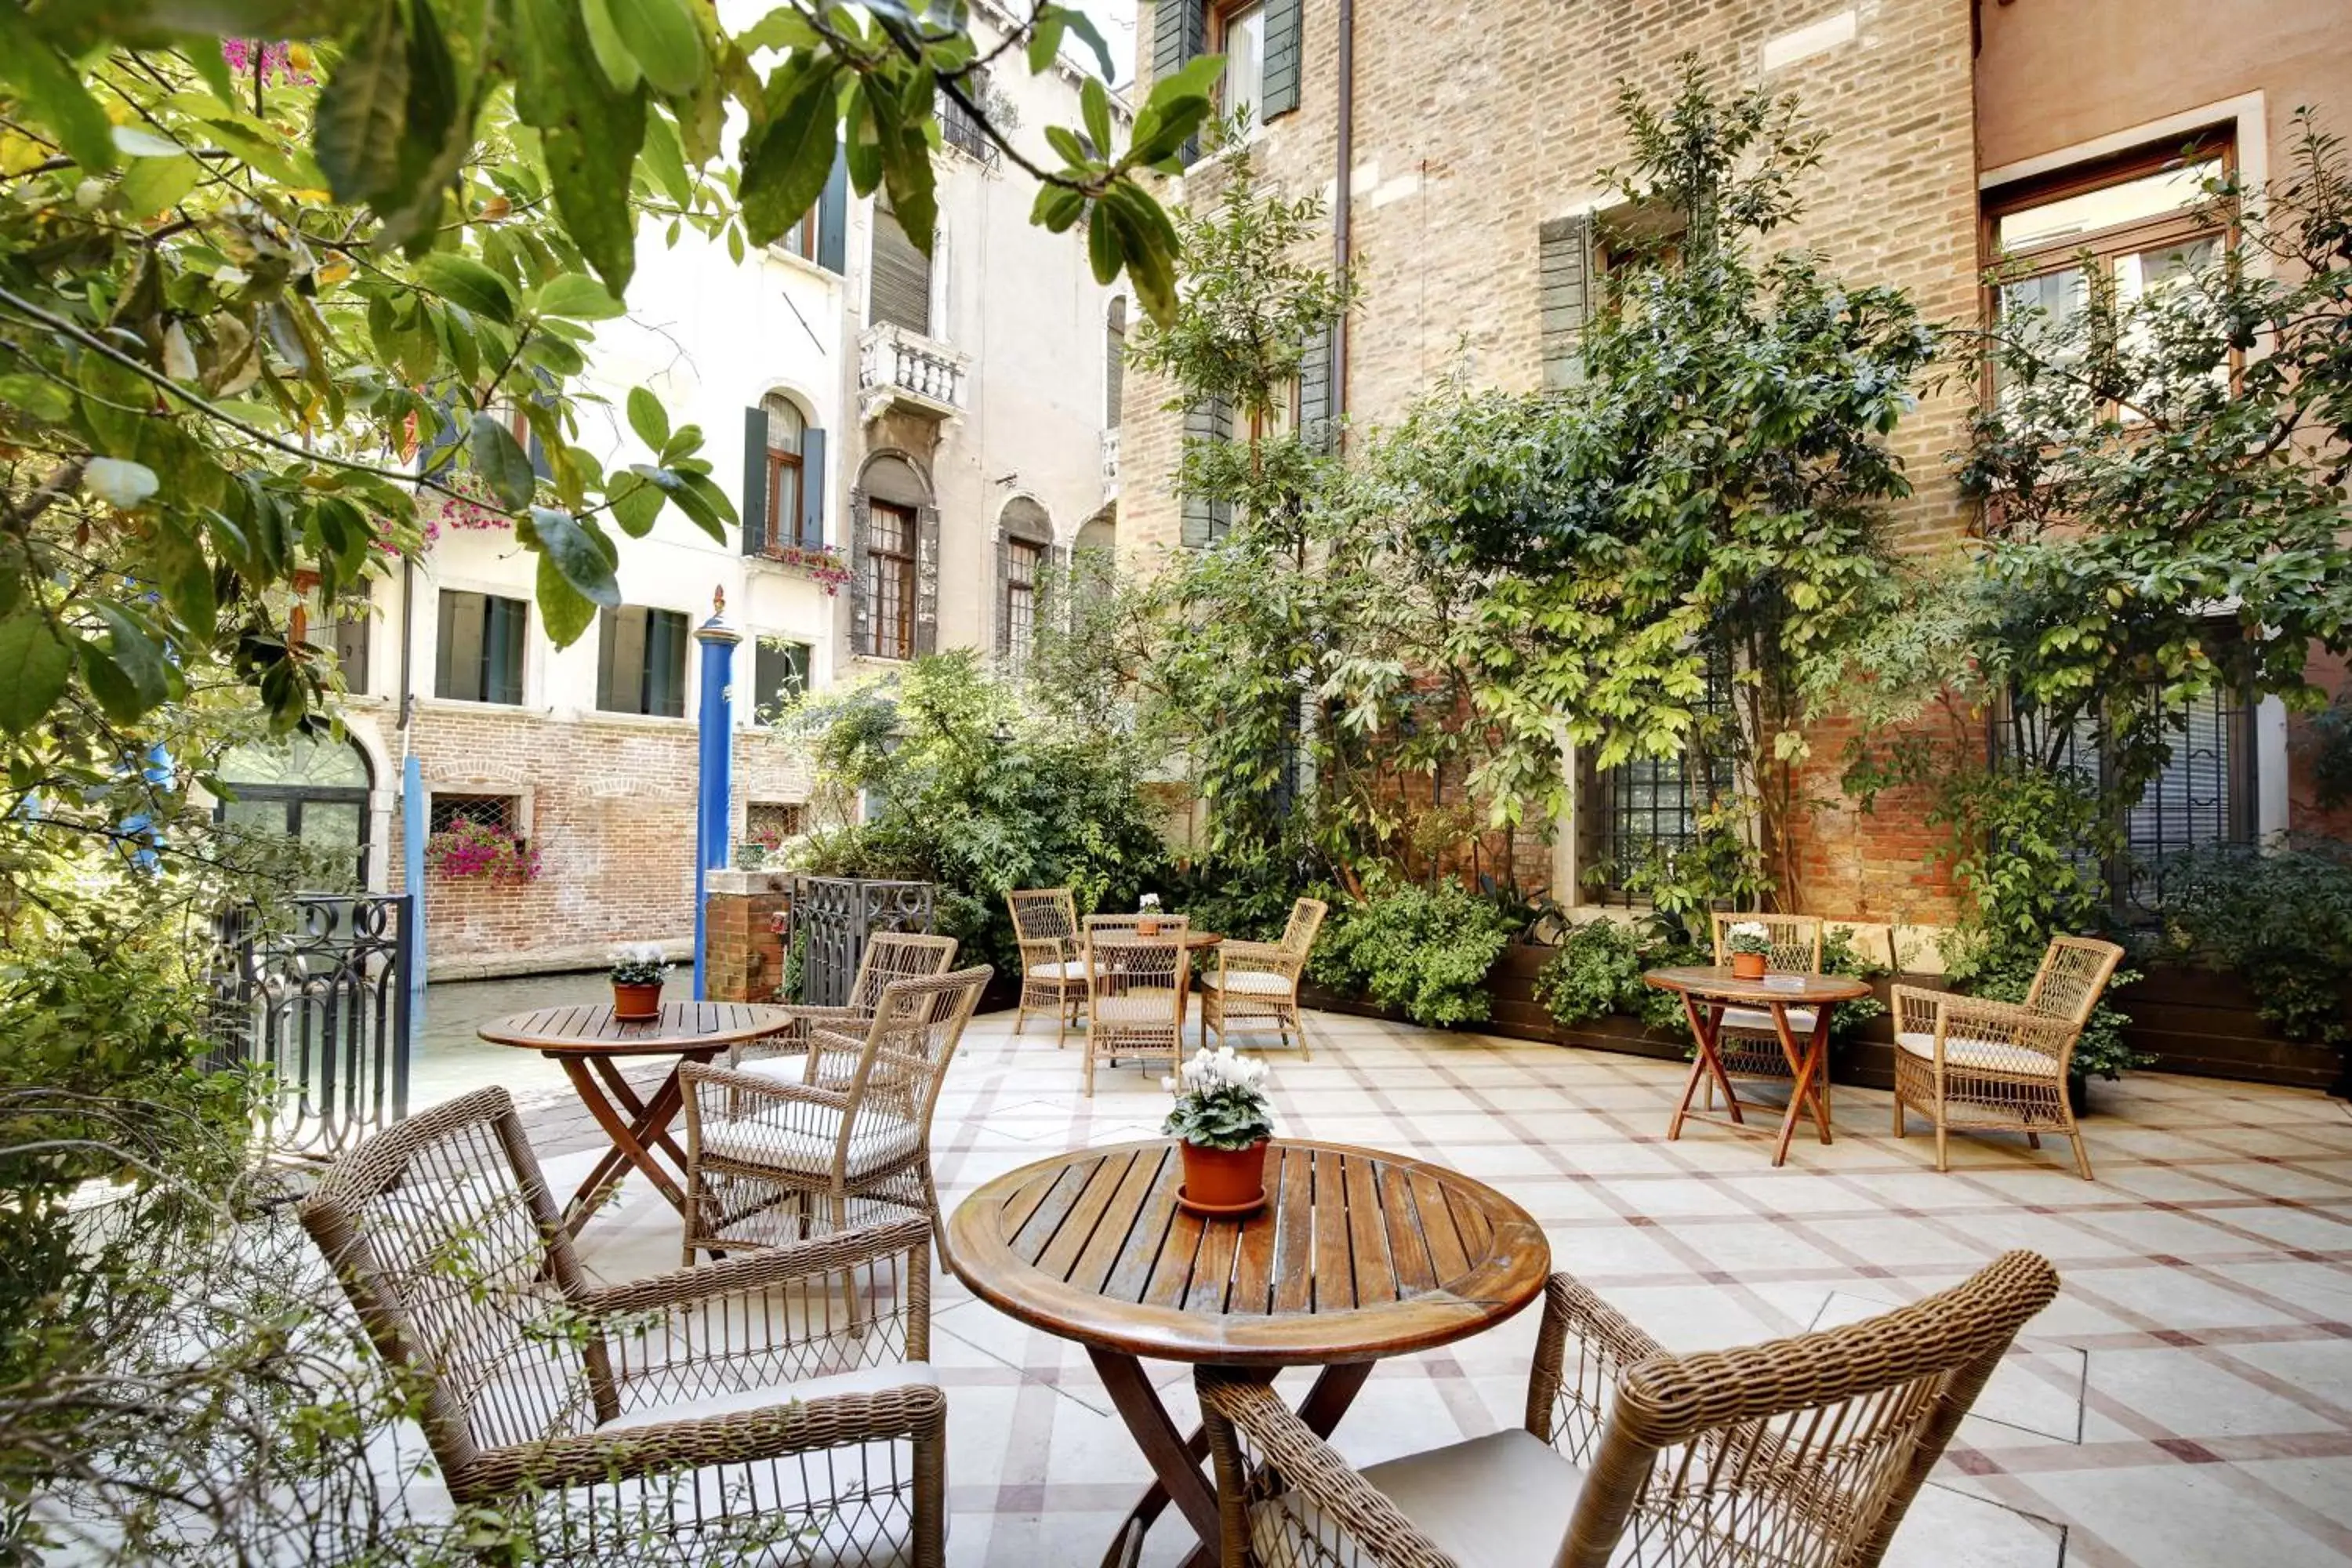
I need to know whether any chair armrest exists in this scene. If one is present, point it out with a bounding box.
[1890,985,2039,1038]
[583,1218,934,1398]
[1197,1371,1457,1568]
[1526,1272,1666,1464]
[471,1381,946,1496]
[684,1062,853,1115]
[1219,940,1301,974]
[730,1006,862,1065]
[1018,937,1076,971]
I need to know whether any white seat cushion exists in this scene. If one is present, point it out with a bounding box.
[1260,1429,1583,1568]
[1202,970,1294,996]
[1896,1029,2060,1077]
[1719,1005,1819,1035]
[598,1362,941,1565]
[699,1111,919,1177]
[1025,960,1085,981]
[734,1054,808,1084]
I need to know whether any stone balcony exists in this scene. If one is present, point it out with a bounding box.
[1101,426,1120,501]
[858,321,967,421]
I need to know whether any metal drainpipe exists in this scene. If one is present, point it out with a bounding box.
[1332,0,1355,430]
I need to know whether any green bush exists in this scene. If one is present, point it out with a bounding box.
[2156,840,2352,1047]
[1311,881,1519,1028]
[1537,917,1889,1039]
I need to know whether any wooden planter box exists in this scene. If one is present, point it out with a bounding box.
[1304,947,2347,1097]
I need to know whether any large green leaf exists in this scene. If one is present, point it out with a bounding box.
[117,154,201,219]
[605,0,703,97]
[414,252,516,324]
[523,506,621,612]
[469,412,536,508]
[535,272,626,320]
[314,0,410,203]
[626,385,670,448]
[535,551,597,647]
[579,0,642,93]
[0,8,114,172]
[511,0,649,294]
[0,612,73,734]
[608,473,663,536]
[739,57,840,248]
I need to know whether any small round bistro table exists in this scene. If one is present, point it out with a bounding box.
[1641,966,1873,1167]
[477,1000,791,1234]
[948,1138,1550,1568]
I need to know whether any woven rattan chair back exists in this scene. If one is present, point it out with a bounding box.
[1279,897,1330,956]
[1083,912,1192,944]
[845,931,960,1014]
[1008,887,1080,956]
[1710,911,1825,974]
[298,1087,607,1487]
[840,967,992,1156]
[1559,1250,2060,1568]
[2024,935,2125,1027]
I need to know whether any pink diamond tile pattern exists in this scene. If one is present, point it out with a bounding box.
[516,1008,2352,1568]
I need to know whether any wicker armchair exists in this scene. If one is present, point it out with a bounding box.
[681,966,991,1264]
[297,1087,945,1566]
[1707,912,1828,1092]
[732,930,959,1081]
[1083,930,1192,1097]
[1009,887,1086,1048]
[1200,1250,2060,1568]
[1892,935,2125,1180]
[1201,897,1327,1059]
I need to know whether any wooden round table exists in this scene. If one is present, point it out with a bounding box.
[477,1000,791,1234]
[1642,967,1872,1167]
[949,1138,1550,1568]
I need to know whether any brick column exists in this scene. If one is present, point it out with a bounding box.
[702,869,792,1002]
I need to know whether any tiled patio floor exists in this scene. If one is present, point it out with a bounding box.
[514,1007,2352,1568]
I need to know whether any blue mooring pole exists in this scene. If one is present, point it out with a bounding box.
[692,588,739,1000]
[403,752,426,1012]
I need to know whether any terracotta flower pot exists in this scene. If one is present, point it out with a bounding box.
[1178,1139,1269,1216]
[612,981,663,1020]
[1138,917,1161,938]
[1731,952,1767,980]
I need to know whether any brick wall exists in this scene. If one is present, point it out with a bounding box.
[704,873,792,1002]
[383,705,813,976]
[1122,0,1981,920]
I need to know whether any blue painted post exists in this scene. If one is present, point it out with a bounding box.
[403,753,426,1011]
[693,589,740,1000]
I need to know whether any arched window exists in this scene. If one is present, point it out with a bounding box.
[744,392,826,555]
[1105,296,1127,429]
[764,393,805,544]
[215,735,373,888]
[997,498,1053,664]
[855,456,931,661]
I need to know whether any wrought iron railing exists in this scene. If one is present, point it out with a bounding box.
[787,877,936,1007]
[208,893,413,1155]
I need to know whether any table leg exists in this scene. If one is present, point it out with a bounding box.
[590,1053,693,1171]
[1766,1004,1835,1167]
[1090,1352,1374,1568]
[1668,996,1742,1140]
[554,1058,692,1228]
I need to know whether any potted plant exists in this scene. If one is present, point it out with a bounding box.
[1725,920,1773,980]
[1137,891,1163,938]
[609,943,671,1020]
[1163,1047,1276,1216]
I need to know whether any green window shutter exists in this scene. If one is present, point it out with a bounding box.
[1151,0,1207,165]
[1262,0,1302,118]
[816,150,848,274]
[741,404,769,555]
[434,590,469,700]
[646,608,687,717]
[1297,323,1335,453]
[595,606,622,711]
[800,426,827,546]
[485,596,526,705]
[1178,396,1232,548]
[1540,216,1595,390]
[848,491,871,656]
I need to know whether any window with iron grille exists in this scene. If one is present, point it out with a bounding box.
[866,501,917,660]
[596,605,689,717]
[941,75,994,165]
[1584,652,1740,900]
[1004,539,1042,663]
[2002,677,2252,920]
[746,800,806,851]
[429,793,518,837]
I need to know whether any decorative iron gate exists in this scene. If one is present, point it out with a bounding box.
[208,893,413,1155]
[789,877,935,1006]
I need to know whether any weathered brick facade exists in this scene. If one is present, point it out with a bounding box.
[703,871,793,1003]
[374,704,811,978]
[1123,0,1983,923]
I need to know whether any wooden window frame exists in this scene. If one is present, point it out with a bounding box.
[766,448,804,547]
[1003,537,1044,664]
[777,208,820,262]
[867,499,919,662]
[1210,0,1266,136]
